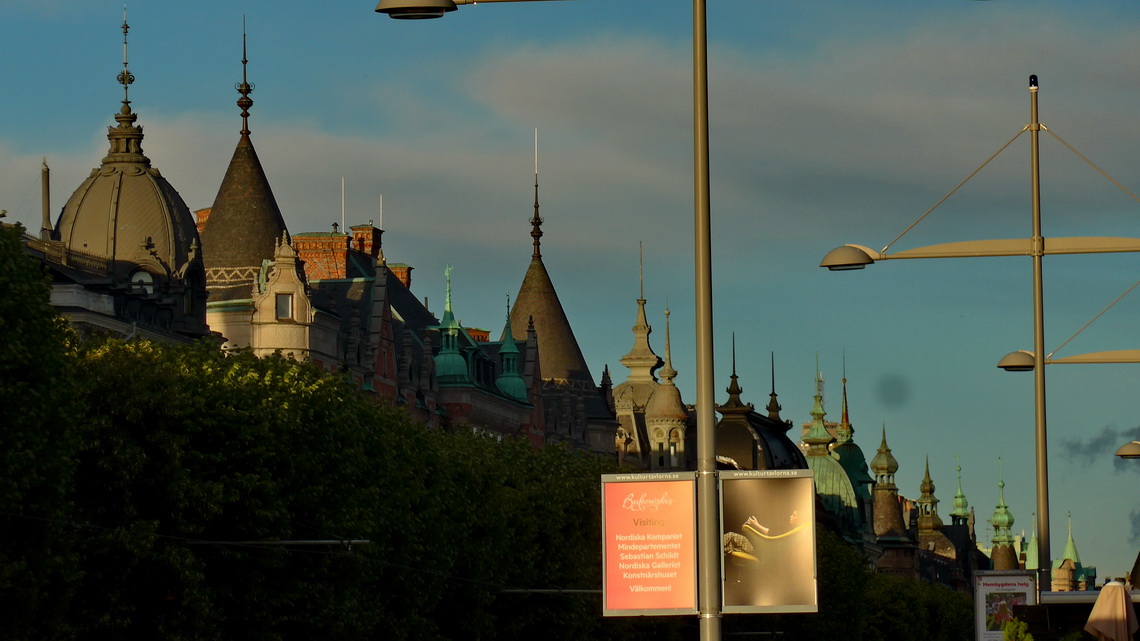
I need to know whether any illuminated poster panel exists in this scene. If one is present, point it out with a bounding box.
[601,473,698,616]
[720,469,818,614]
[975,571,1037,641]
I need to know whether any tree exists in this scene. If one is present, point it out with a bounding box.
[0,223,81,640]
[68,341,405,640]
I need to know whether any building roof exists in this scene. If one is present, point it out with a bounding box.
[199,47,289,302]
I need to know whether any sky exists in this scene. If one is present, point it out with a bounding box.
[2,0,1140,581]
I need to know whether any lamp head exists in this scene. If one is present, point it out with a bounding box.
[997,350,1036,372]
[1116,440,1140,459]
[375,0,457,19]
[820,245,874,271]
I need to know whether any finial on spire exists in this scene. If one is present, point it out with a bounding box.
[117,6,135,108]
[505,291,512,323]
[236,16,255,136]
[530,128,543,260]
[638,241,644,300]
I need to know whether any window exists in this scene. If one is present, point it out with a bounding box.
[275,293,294,320]
[130,270,155,295]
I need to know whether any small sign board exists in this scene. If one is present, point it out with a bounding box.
[720,469,818,614]
[975,570,1038,640]
[601,473,698,616]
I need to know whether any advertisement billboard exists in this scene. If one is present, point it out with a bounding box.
[975,571,1038,640]
[720,469,817,613]
[601,473,698,616]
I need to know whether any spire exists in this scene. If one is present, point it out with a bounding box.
[916,456,943,531]
[237,17,254,136]
[766,351,781,420]
[718,334,748,411]
[434,264,468,383]
[836,375,853,445]
[1061,512,1081,564]
[530,128,543,260]
[990,458,1016,543]
[198,25,290,300]
[117,7,134,109]
[618,243,662,383]
[869,424,899,487]
[496,291,527,401]
[103,8,148,166]
[1025,515,1039,570]
[951,456,970,523]
[658,305,677,385]
[803,359,832,451]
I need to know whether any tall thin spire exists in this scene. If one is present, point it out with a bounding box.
[530,128,543,260]
[619,243,662,382]
[766,351,781,420]
[951,455,970,523]
[104,8,147,165]
[237,16,254,136]
[117,6,134,109]
[659,304,677,383]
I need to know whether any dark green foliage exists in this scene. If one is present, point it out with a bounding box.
[0,224,81,641]
[2,242,975,639]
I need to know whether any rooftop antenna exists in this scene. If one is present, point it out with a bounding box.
[236,16,254,135]
[117,5,135,108]
[341,177,346,232]
[378,194,384,230]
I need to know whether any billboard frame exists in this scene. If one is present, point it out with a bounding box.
[719,468,818,614]
[601,472,699,617]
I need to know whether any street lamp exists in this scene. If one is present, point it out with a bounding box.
[1117,441,1140,459]
[821,76,1140,586]
[375,1,722,637]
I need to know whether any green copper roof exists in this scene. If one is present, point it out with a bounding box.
[495,300,527,402]
[950,459,970,520]
[1061,512,1081,564]
[434,265,468,382]
[803,366,832,451]
[989,461,1015,544]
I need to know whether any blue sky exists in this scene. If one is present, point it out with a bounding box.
[3,0,1140,580]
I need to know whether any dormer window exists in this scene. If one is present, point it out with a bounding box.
[275,293,294,320]
[130,270,155,295]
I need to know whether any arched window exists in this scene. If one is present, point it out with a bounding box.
[130,270,155,295]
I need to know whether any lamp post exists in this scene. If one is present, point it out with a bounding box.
[376,1,722,637]
[820,76,1140,587]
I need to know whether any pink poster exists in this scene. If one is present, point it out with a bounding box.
[601,474,698,616]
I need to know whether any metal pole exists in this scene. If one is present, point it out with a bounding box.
[1028,74,1051,586]
[693,0,721,638]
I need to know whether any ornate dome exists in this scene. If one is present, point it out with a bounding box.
[55,103,202,286]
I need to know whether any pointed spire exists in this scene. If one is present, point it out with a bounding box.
[198,22,289,300]
[766,351,781,420]
[719,333,748,410]
[803,359,832,450]
[1061,511,1081,564]
[951,456,970,522]
[237,16,254,136]
[530,128,543,260]
[990,458,1016,542]
[117,7,134,109]
[870,424,899,487]
[619,243,662,383]
[496,291,527,401]
[658,305,677,384]
[103,8,148,166]
[917,456,943,531]
[836,375,853,445]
